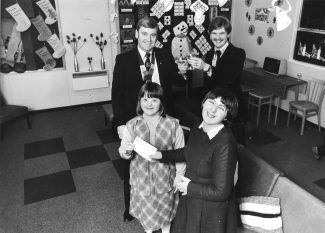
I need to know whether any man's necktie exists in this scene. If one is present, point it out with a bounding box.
[212,50,221,67]
[145,52,151,71]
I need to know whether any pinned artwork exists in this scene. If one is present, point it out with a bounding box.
[245,0,252,7]
[163,0,174,13]
[257,36,263,45]
[36,0,58,25]
[151,0,165,19]
[174,2,185,16]
[195,24,205,34]
[158,21,164,30]
[155,40,163,48]
[31,15,52,41]
[185,0,192,9]
[255,8,270,23]
[190,0,209,25]
[119,0,133,6]
[136,0,149,4]
[195,35,211,55]
[189,30,197,39]
[173,21,189,37]
[267,27,274,38]
[35,46,57,71]
[47,34,66,58]
[208,0,218,6]
[162,30,171,42]
[164,16,171,25]
[5,4,31,32]
[187,15,194,26]
[248,25,255,35]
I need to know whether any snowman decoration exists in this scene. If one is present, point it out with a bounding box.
[171,21,192,60]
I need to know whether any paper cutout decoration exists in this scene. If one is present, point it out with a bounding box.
[158,21,164,30]
[267,27,274,38]
[31,15,52,41]
[271,0,292,31]
[217,0,228,7]
[135,0,149,4]
[164,16,171,25]
[36,0,58,25]
[47,34,66,58]
[174,2,185,16]
[5,4,31,32]
[187,15,194,26]
[3,24,22,67]
[257,36,263,45]
[35,46,57,71]
[185,0,192,9]
[155,40,163,48]
[208,0,218,6]
[163,0,174,12]
[190,0,208,25]
[162,30,171,42]
[195,35,211,55]
[172,21,192,58]
[151,0,164,19]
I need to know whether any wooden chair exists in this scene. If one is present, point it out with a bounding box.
[287,78,325,135]
[248,89,274,126]
[0,91,31,140]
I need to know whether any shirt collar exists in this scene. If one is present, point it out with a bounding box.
[198,122,224,140]
[138,46,153,60]
[215,41,229,55]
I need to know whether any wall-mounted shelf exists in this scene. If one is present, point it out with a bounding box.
[72,70,109,91]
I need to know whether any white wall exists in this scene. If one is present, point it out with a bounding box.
[0,0,119,110]
[231,0,325,127]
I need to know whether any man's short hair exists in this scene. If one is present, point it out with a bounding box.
[136,16,159,32]
[208,16,232,34]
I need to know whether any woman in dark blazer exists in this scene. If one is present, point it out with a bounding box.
[150,88,238,233]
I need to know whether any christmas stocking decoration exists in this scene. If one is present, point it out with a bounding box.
[31,15,52,41]
[47,34,66,58]
[35,46,56,71]
[190,0,208,26]
[3,24,21,68]
[36,0,58,25]
[5,3,31,32]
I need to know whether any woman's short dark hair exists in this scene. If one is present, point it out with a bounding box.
[136,82,166,117]
[136,16,159,32]
[201,88,238,123]
[208,16,232,34]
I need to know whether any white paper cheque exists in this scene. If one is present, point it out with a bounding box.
[133,136,157,161]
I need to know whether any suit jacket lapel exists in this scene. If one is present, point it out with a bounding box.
[154,48,165,85]
[130,48,144,83]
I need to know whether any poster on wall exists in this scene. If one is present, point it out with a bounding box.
[293,31,325,67]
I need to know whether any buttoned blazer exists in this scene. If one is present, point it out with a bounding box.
[112,47,185,127]
[204,43,246,94]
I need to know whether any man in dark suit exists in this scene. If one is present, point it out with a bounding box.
[188,16,247,146]
[112,16,186,222]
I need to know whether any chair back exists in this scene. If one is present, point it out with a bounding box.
[306,78,325,108]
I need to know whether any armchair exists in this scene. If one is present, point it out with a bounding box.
[0,91,31,140]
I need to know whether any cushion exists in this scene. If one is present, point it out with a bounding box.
[239,196,283,233]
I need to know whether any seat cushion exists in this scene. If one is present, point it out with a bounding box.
[290,101,318,112]
[0,105,28,124]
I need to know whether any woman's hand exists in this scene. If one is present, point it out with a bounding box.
[187,57,207,70]
[174,176,191,195]
[149,151,162,160]
[118,142,134,160]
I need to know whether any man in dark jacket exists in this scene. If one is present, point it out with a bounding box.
[112,16,186,222]
[187,16,247,146]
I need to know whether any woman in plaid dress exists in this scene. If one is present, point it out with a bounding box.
[119,82,185,233]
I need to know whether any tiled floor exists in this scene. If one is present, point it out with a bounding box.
[1,97,325,233]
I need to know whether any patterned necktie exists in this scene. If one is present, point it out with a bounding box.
[145,52,151,71]
[212,50,222,67]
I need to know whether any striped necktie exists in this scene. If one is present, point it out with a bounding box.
[145,52,151,71]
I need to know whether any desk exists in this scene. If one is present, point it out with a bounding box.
[242,68,307,125]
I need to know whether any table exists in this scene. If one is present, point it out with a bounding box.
[242,68,307,125]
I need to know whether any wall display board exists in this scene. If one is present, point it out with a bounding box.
[1,0,64,72]
[117,0,232,57]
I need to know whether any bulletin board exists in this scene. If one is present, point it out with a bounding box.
[117,0,232,57]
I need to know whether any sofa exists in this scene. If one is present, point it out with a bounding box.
[236,147,325,233]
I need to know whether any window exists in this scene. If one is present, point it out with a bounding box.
[293,0,325,67]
